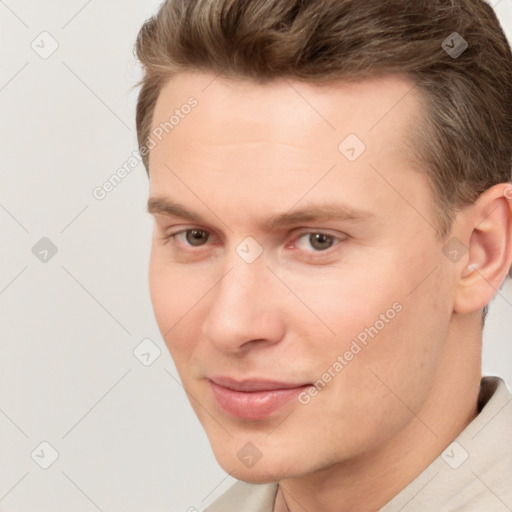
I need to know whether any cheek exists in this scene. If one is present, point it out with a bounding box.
[277,260,404,354]
[334,293,449,452]
[283,247,451,417]
[148,246,208,357]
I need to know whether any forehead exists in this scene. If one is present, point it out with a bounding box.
[147,71,428,224]
[150,71,420,150]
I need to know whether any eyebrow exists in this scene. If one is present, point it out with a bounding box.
[147,196,375,231]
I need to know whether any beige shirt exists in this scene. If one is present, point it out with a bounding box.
[204,376,512,511]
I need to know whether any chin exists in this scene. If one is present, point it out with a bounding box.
[228,467,282,485]
[212,448,304,484]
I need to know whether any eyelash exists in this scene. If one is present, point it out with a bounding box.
[159,228,346,256]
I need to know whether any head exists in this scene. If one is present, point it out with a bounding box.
[136,0,512,483]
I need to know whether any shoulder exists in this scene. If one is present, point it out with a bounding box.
[204,480,278,512]
[381,376,512,511]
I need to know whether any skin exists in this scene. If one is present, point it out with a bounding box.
[146,71,512,512]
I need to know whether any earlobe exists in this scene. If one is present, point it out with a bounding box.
[453,183,512,315]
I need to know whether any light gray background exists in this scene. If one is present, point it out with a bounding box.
[1,1,511,511]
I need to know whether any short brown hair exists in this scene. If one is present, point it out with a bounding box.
[134,0,512,276]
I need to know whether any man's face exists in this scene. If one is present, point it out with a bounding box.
[147,72,454,482]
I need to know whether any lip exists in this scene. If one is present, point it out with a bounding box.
[209,376,311,420]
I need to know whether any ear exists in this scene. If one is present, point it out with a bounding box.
[453,183,512,315]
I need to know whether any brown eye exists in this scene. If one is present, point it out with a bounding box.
[185,229,209,246]
[308,233,335,251]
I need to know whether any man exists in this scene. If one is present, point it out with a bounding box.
[135,0,512,510]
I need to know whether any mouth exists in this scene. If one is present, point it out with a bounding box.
[208,376,312,420]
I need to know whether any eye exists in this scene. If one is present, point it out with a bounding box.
[295,232,338,252]
[166,229,210,247]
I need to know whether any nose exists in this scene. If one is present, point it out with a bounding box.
[201,255,286,353]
